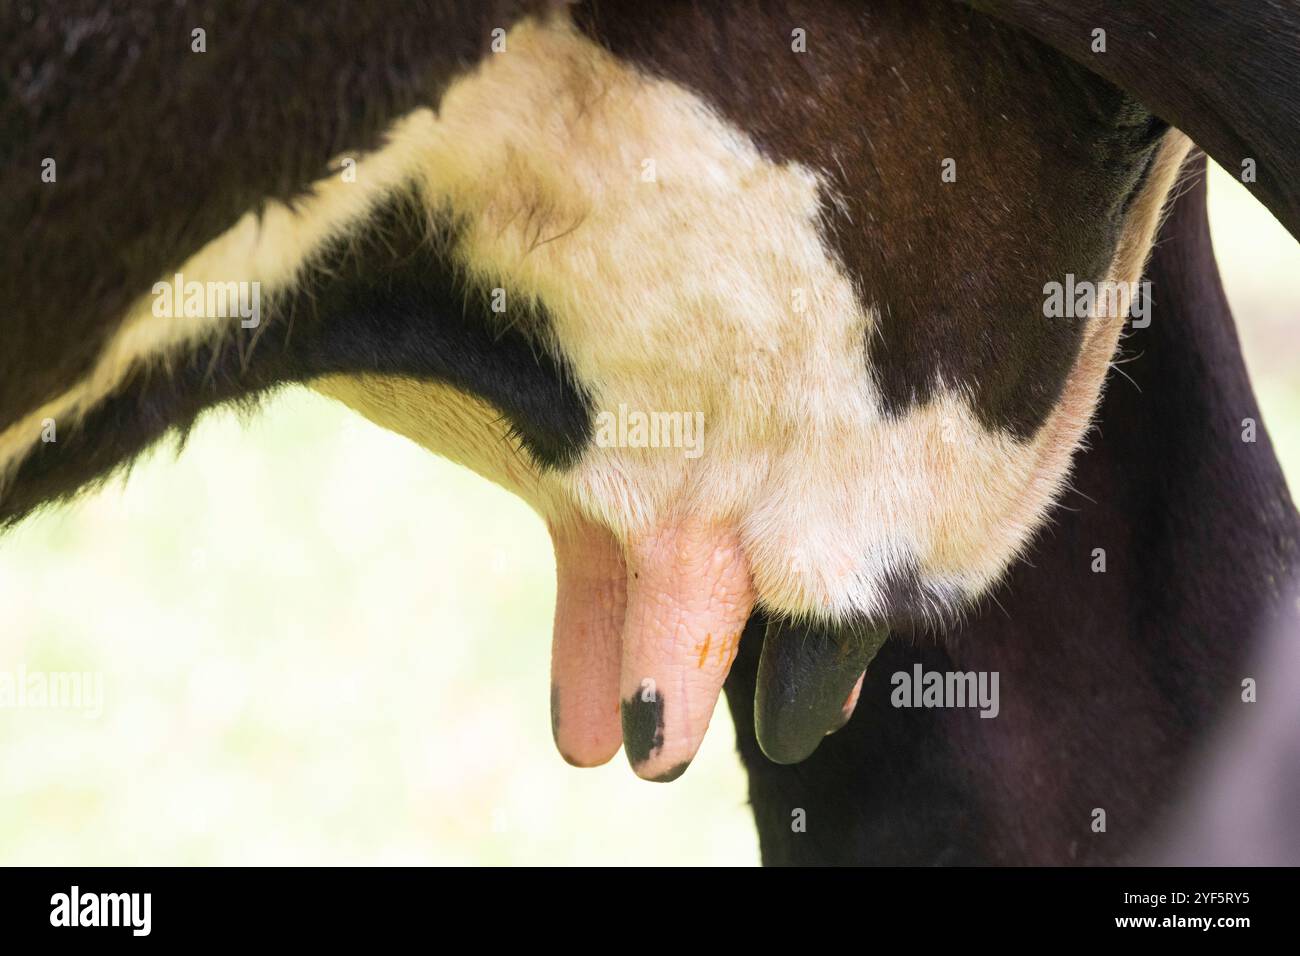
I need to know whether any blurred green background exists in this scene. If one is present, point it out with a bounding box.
[1,163,1296,865]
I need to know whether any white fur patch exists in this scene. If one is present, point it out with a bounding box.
[323,20,1191,624]
[6,14,1193,627]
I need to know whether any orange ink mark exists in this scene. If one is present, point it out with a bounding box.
[728,632,742,667]
[717,631,741,669]
[695,634,713,669]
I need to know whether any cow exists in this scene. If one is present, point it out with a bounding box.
[3,0,1297,864]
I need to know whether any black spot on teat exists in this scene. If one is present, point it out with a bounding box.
[651,762,690,783]
[621,690,666,769]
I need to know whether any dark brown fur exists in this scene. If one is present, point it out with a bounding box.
[0,0,550,427]
[577,0,1166,437]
